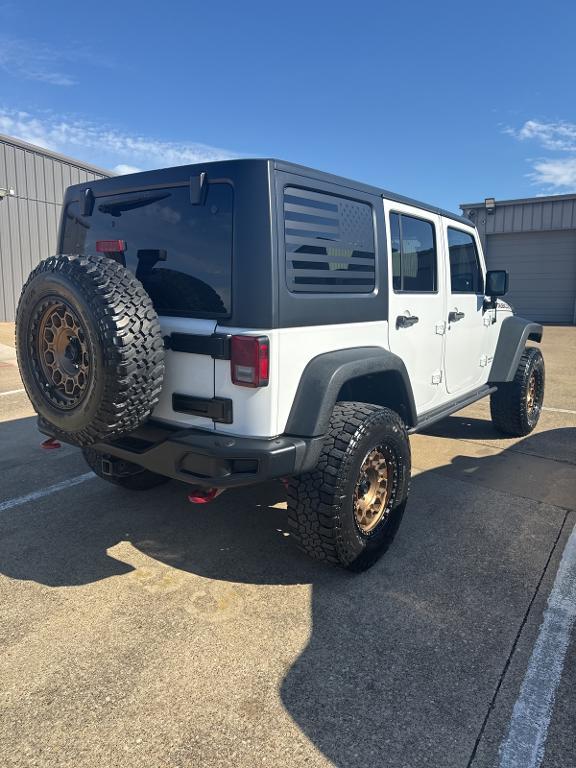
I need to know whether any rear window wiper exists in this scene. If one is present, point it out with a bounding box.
[98,192,171,217]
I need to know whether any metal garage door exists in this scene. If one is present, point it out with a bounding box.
[486,230,576,323]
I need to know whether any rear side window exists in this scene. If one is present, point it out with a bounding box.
[447,227,484,294]
[61,183,233,317]
[284,186,376,293]
[390,212,437,292]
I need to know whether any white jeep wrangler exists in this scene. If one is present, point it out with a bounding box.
[15,160,545,571]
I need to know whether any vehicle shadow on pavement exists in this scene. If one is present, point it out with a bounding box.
[0,418,574,767]
[423,414,508,440]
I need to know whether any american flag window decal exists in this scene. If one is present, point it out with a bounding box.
[284,187,376,293]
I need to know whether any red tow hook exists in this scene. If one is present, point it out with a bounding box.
[187,487,224,504]
[41,437,61,450]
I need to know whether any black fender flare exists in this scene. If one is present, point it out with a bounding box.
[489,316,543,384]
[284,347,417,437]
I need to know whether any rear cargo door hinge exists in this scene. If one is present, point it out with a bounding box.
[435,321,446,335]
[431,370,443,384]
[190,172,208,205]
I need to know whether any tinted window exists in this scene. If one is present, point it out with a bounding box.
[448,228,484,294]
[390,212,437,292]
[284,187,376,293]
[61,183,233,317]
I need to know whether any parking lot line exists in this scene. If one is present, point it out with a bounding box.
[542,406,576,414]
[0,388,25,397]
[498,521,576,768]
[0,472,94,513]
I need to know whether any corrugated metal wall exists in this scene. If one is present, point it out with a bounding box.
[463,196,576,237]
[0,135,109,321]
[461,195,576,324]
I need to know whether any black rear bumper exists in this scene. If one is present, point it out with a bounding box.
[58,421,324,488]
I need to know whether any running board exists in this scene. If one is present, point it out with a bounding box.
[409,385,497,434]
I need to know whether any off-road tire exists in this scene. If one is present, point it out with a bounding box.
[490,347,545,436]
[82,448,169,491]
[16,254,165,447]
[286,402,411,572]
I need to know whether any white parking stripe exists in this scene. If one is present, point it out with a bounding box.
[0,472,94,513]
[0,388,26,397]
[542,406,576,415]
[499,522,576,768]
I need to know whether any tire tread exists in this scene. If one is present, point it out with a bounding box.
[16,254,165,446]
[287,402,410,570]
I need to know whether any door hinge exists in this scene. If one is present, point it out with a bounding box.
[431,370,443,384]
[435,321,446,335]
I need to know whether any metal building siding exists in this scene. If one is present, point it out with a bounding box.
[463,196,576,236]
[0,135,109,321]
[461,194,576,325]
[486,230,576,323]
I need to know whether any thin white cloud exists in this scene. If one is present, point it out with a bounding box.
[0,108,238,172]
[0,35,77,86]
[507,119,576,192]
[113,164,143,175]
[529,158,576,189]
[509,120,576,152]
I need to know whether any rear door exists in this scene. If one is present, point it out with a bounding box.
[442,221,488,394]
[60,182,234,429]
[385,202,447,414]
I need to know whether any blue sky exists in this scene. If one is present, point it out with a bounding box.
[1,0,575,211]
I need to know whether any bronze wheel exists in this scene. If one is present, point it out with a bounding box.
[287,403,411,572]
[526,371,537,415]
[33,299,91,410]
[490,346,545,437]
[354,447,393,533]
[16,254,164,447]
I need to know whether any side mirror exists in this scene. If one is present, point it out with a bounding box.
[485,269,508,297]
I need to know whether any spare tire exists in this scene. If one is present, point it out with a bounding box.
[141,268,227,316]
[16,253,165,447]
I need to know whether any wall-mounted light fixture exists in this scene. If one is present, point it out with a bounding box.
[0,187,16,200]
[484,197,496,214]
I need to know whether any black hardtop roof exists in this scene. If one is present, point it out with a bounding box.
[272,159,474,226]
[66,157,473,227]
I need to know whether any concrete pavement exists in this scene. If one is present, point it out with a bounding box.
[0,323,574,768]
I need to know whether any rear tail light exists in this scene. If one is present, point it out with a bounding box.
[96,239,126,253]
[230,335,269,388]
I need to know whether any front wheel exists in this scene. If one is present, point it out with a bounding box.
[490,347,545,436]
[287,403,411,572]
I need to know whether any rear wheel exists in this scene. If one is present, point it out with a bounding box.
[82,448,169,491]
[490,347,545,436]
[287,402,411,572]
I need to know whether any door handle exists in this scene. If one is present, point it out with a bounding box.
[396,314,419,329]
[448,311,465,323]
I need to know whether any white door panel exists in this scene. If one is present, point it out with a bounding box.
[385,202,448,415]
[442,222,489,394]
[445,295,486,393]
